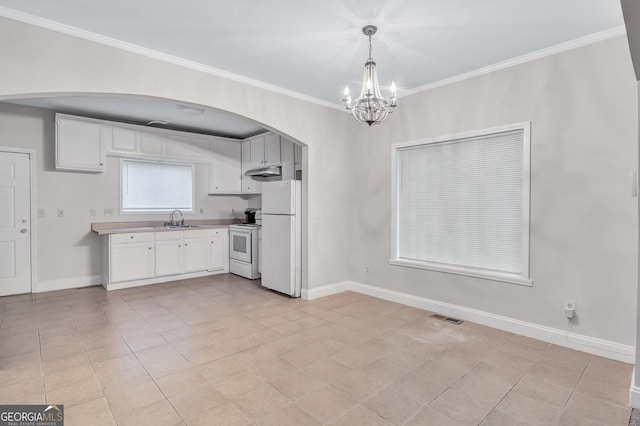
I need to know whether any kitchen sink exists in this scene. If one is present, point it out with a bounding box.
[163,224,204,228]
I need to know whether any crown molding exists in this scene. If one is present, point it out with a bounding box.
[401,26,627,97]
[0,6,343,111]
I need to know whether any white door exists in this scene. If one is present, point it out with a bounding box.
[262,214,295,296]
[0,151,31,296]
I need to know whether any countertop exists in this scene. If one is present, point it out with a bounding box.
[92,219,234,235]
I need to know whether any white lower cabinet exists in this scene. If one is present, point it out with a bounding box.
[184,230,210,273]
[155,232,184,277]
[109,233,155,283]
[209,229,229,272]
[104,227,229,290]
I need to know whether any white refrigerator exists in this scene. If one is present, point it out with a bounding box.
[261,180,302,297]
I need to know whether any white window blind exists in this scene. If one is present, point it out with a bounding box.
[121,160,193,212]
[394,124,529,282]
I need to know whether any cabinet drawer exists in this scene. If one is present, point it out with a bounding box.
[209,228,228,237]
[111,232,154,244]
[183,229,209,240]
[155,231,183,241]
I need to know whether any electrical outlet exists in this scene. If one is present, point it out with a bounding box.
[104,208,113,217]
[564,300,576,319]
[57,209,64,218]
[37,208,45,218]
[90,208,96,217]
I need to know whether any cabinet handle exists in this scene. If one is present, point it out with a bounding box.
[185,243,188,246]
[130,236,134,239]
[178,244,182,247]
[148,247,152,250]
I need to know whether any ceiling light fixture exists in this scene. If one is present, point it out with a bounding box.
[343,25,397,126]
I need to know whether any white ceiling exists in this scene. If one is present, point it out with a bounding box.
[0,0,626,137]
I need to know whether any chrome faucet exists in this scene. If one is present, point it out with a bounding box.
[169,209,184,226]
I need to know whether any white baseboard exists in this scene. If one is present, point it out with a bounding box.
[630,369,640,408]
[35,275,102,293]
[304,280,634,364]
[301,281,348,300]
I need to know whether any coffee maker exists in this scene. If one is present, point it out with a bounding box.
[244,208,257,224]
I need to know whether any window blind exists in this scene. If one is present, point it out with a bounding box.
[396,128,527,277]
[122,160,193,212]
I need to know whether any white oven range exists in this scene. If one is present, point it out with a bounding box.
[229,224,261,279]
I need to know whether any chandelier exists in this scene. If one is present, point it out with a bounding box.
[343,25,397,126]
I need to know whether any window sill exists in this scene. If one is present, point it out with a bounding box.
[389,258,532,287]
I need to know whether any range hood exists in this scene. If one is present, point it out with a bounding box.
[244,165,281,178]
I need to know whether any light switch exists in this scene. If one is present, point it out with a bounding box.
[37,208,45,218]
[104,208,114,217]
[90,209,96,217]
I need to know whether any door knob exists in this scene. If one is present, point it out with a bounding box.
[20,229,28,233]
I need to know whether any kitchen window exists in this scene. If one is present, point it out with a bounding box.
[121,159,194,213]
[391,122,531,285]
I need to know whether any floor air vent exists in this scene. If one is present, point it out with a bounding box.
[431,314,464,325]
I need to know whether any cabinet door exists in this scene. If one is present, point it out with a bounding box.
[112,127,139,153]
[209,235,225,271]
[139,132,165,155]
[264,133,281,166]
[209,140,242,193]
[110,243,154,283]
[56,116,105,172]
[249,136,265,169]
[184,237,210,273]
[281,138,294,164]
[241,141,261,194]
[155,239,184,276]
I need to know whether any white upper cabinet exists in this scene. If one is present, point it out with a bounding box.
[209,139,242,194]
[112,127,139,153]
[249,133,281,168]
[241,141,261,194]
[55,114,106,172]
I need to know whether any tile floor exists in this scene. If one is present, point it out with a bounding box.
[0,273,633,425]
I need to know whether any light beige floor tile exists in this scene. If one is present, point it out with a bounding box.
[144,354,192,379]
[155,368,209,397]
[267,370,325,400]
[256,403,320,426]
[46,376,104,408]
[105,381,166,417]
[538,345,591,372]
[330,371,385,402]
[197,356,246,383]
[99,364,152,395]
[213,369,265,397]
[232,384,291,420]
[480,409,533,426]
[295,385,357,423]
[583,356,633,386]
[405,407,467,426]
[356,358,410,385]
[64,397,116,426]
[563,393,631,425]
[182,344,227,366]
[494,390,561,424]
[185,401,250,426]
[115,399,182,426]
[304,358,353,383]
[92,353,142,378]
[87,339,132,363]
[329,404,393,426]
[574,374,630,406]
[169,383,228,419]
[135,343,181,365]
[513,374,572,407]
[498,340,546,362]
[362,387,422,425]
[44,364,96,390]
[430,388,497,424]
[388,373,445,404]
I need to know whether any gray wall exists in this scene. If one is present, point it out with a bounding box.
[348,35,638,346]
